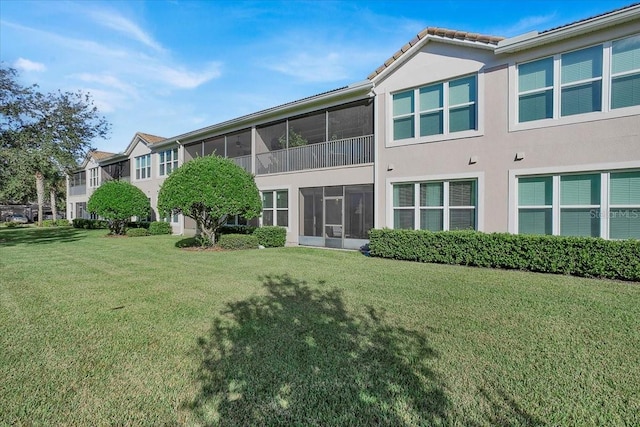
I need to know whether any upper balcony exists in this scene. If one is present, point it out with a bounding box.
[256,134,374,175]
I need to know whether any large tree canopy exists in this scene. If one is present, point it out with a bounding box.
[87,180,150,235]
[158,155,262,245]
[0,66,110,223]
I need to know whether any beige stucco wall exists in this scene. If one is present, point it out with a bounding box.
[374,24,640,233]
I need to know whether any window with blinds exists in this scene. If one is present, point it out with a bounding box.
[517,170,640,239]
[559,174,600,237]
[609,171,640,239]
[518,177,552,235]
[518,58,554,122]
[611,34,640,109]
[516,34,640,124]
[392,75,477,141]
[561,45,603,116]
[393,180,477,231]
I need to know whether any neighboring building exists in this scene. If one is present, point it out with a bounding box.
[68,4,640,245]
[67,132,183,234]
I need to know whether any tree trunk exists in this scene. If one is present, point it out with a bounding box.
[35,171,45,227]
[50,186,58,222]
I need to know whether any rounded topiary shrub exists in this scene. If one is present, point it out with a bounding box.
[149,221,173,235]
[218,233,259,250]
[126,228,150,237]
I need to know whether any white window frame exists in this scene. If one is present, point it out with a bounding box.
[386,172,484,231]
[510,33,640,132]
[389,73,483,147]
[159,148,179,177]
[88,167,99,188]
[135,154,151,180]
[509,161,640,239]
[259,186,291,230]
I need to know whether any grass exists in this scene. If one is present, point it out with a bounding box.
[1,226,639,426]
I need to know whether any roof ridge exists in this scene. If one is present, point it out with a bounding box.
[368,27,504,80]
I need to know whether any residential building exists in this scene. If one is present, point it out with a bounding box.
[68,4,640,245]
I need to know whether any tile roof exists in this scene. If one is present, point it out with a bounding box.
[540,2,640,34]
[137,132,166,145]
[90,150,116,160]
[368,27,504,80]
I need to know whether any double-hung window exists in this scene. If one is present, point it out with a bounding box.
[517,34,640,124]
[609,171,640,239]
[560,46,603,116]
[393,180,477,231]
[611,34,640,109]
[392,75,477,141]
[135,154,151,180]
[262,190,288,227]
[159,148,178,176]
[89,167,99,188]
[517,170,640,239]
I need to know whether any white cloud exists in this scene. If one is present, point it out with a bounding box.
[153,63,222,89]
[77,88,129,113]
[266,52,349,83]
[13,57,46,72]
[89,10,165,53]
[72,73,136,94]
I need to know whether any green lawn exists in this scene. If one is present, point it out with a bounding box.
[1,226,639,426]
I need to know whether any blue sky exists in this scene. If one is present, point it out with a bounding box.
[1,0,633,153]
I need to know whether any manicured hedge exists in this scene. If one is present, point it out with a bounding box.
[148,221,172,235]
[368,229,640,281]
[218,233,259,250]
[216,225,257,238]
[126,228,150,237]
[72,219,109,229]
[253,226,286,248]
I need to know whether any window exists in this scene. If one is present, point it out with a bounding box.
[517,170,640,239]
[70,171,86,187]
[164,212,179,223]
[611,34,640,109]
[516,34,640,124]
[159,148,178,176]
[262,190,288,227]
[89,167,99,188]
[393,75,477,141]
[393,180,477,231]
[135,154,151,180]
[609,171,640,239]
[225,215,247,226]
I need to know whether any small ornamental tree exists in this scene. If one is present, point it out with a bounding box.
[157,156,262,246]
[87,180,150,235]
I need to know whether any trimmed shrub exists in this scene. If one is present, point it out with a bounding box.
[126,228,150,237]
[149,221,172,235]
[126,221,151,229]
[368,229,640,281]
[41,220,68,227]
[72,219,109,229]
[253,226,286,248]
[218,233,259,250]
[217,225,257,236]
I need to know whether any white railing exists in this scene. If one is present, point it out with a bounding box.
[231,155,252,172]
[255,134,374,175]
[69,185,86,196]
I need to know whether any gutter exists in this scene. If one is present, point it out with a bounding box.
[496,5,640,54]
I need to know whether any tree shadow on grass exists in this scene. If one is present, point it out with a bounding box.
[0,226,84,246]
[186,274,449,426]
[469,386,545,427]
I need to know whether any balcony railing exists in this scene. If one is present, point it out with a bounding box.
[69,185,86,196]
[231,155,252,173]
[255,134,374,175]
